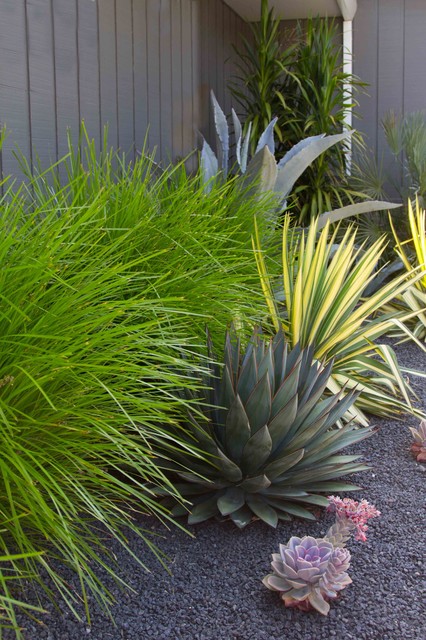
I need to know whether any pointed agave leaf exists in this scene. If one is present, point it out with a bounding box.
[224,328,240,387]
[258,346,274,387]
[229,505,253,528]
[246,496,278,527]
[176,471,215,486]
[200,138,218,191]
[244,146,278,194]
[172,482,226,496]
[268,393,299,448]
[271,359,301,418]
[275,131,350,201]
[272,502,317,520]
[245,373,272,433]
[225,394,251,462]
[188,495,221,524]
[237,350,258,404]
[171,503,190,517]
[240,424,272,474]
[301,482,362,492]
[221,364,236,412]
[216,448,243,482]
[317,200,401,230]
[255,117,278,155]
[277,134,325,168]
[217,486,245,516]
[264,448,304,480]
[231,108,243,168]
[239,474,271,492]
[240,121,252,174]
[291,495,330,508]
[211,90,229,176]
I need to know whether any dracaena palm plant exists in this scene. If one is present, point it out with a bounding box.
[229,1,368,224]
[158,326,372,529]
[253,215,425,425]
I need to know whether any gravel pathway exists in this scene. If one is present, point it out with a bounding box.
[9,342,426,640]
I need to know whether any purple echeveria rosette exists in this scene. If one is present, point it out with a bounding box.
[262,536,352,615]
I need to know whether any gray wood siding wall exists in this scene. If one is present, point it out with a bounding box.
[353,0,426,182]
[0,0,249,178]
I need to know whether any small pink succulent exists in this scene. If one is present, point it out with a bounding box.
[327,496,381,542]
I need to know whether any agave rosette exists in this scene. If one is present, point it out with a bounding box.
[160,327,372,528]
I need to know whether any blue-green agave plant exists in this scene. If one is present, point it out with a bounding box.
[158,327,373,529]
[201,91,400,227]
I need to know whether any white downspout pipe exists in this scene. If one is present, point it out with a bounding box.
[337,1,358,174]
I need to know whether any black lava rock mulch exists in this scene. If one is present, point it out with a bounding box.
[8,342,426,640]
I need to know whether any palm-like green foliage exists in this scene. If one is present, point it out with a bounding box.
[230,4,367,224]
[229,0,295,154]
[158,327,371,529]
[253,216,425,424]
[275,18,366,223]
[0,131,277,633]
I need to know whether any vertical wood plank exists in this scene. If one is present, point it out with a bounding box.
[0,0,31,177]
[376,0,404,191]
[98,0,118,148]
[159,0,172,162]
[353,0,379,154]
[52,0,79,158]
[404,0,426,113]
[133,0,149,153]
[171,0,183,160]
[26,0,57,168]
[222,3,233,116]
[181,0,193,159]
[116,0,134,155]
[191,0,201,161]
[199,0,209,138]
[215,0,224,107]
[187,0,201,171]
[207,0,217,140]
[77,0,100,148]
[146,0,161,154]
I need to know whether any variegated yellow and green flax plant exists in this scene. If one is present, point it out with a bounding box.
[253,215,425,425]
[382,198,426,349]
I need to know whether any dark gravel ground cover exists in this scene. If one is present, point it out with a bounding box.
[9,342,426,640]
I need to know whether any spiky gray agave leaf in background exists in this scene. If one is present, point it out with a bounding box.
[200,91,400,226]
[159,327,373,529]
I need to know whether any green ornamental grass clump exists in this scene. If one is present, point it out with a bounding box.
[0,132,277,635]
